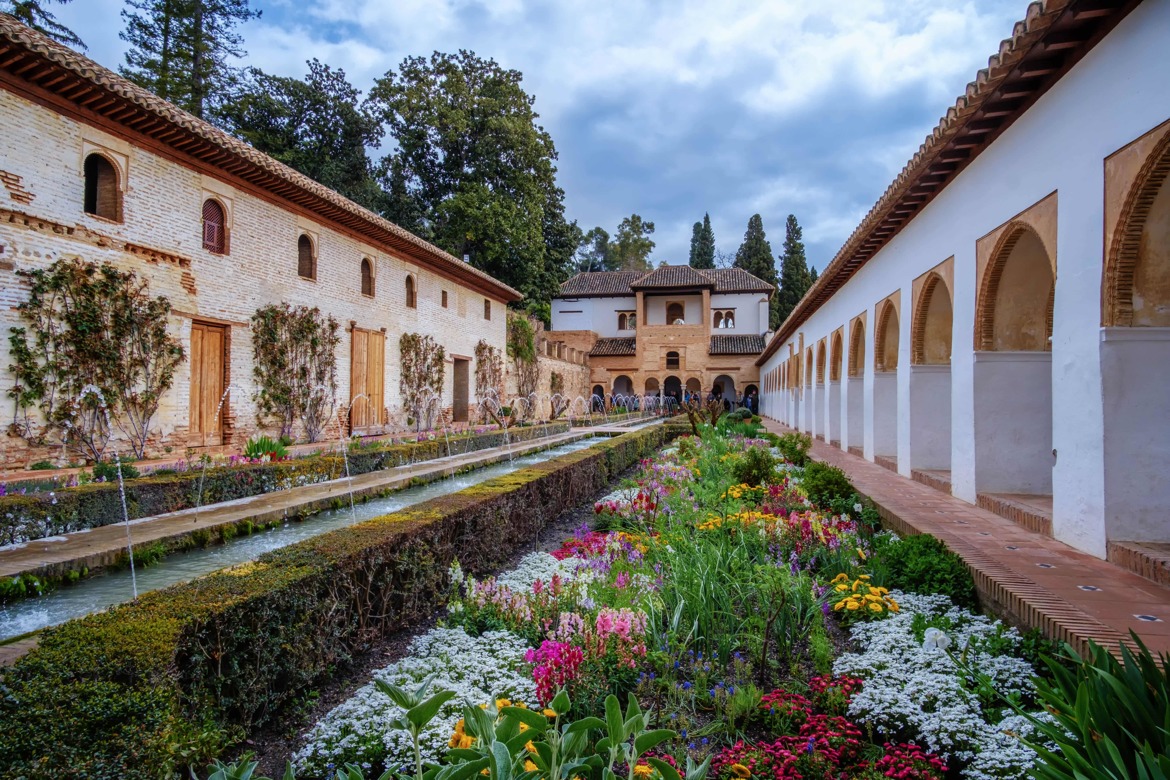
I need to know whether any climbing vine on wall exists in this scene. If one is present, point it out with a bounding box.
[251,304,340,442]
[7,258,184,461]
[508,314,539,419]
[474,339,503,424]
[400,333,445,430]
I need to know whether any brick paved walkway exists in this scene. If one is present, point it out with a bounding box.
[764,420,1170,655]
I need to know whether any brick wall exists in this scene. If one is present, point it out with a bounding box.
[0,90,508,468]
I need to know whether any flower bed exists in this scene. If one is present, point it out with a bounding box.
[269,418,1063,780]
[0,424,666,779]
[0,422,570,546]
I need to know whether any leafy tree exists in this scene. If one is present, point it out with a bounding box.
[609,213,655,271]
[734,214,781,328]
[7,258,184,460]
[689,213,716,269]
[368,50,578,304]
[776,214,813,328]
[4,0,83,48]
[250,303,340,443]
[120,0,260,119]
[576,226,612,273]
[216,60,385,212]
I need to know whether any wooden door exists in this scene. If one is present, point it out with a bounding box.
[350,328,385,432]
[189,321,227,447]
[453,358,470,422]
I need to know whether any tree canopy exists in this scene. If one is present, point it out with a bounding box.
[733,214,781,328]
[4,0,83,48]
[215,59,386,213]
[689,213,715,269]
[776,214,813,328]
[367,50,578,304]
[120,0,260,119]
[609,214,656,271]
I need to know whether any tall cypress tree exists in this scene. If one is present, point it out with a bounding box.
[776,214,812,327]
[120,0,259,119]
[690,212,715,269]
[734,214,780,327]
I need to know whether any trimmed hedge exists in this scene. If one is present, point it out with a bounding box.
[0,424,671,779]
[0,423,570,545]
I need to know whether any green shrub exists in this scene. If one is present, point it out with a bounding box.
[774,432,811,466]
[872,533,977,609]
[93,456,140,481]
[800,461,854,505]
[243,436,289,460]
[28,460,55,470]
[731,447,777,487]
[0,425,672,779]
[1026,633,1170,780]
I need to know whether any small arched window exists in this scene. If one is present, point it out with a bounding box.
[484,299,492,320]
[713,312,723,329]
[297,234,316,280]
[83,153,121,222]
[617,313,627,330]
[406,275,417,308]
[202,199,227,254]
[667,302,685,324]
[442,290,449,308]
[666,351,680,370]
[361,258,374,296]
[724,312,735,328]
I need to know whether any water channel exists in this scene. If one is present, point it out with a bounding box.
[0,435,608,641]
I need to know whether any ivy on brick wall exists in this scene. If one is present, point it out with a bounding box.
[474,339,503,425]
[251,304,341,442]
[507,314,539,419]
[400,333,445,430]
[7,258,184,461]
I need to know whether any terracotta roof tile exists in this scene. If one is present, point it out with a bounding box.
[710,334,766,355]
[0,14,522,302]
[559,266,773,297]
[590,337,637,357]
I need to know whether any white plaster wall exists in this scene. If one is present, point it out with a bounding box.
[872,373,898,457]
[828,382,841,444]
[846,377,863,451]
[551,296,638,336]
[710,293,766,334]
[644,294,703,325]
[973,353,1054,495]
[1099,329,1170,542]
[760,0,1170,557]
[909,366,952,471]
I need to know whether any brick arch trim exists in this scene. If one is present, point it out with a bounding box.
[1104,126,1170,327]
[848,319,866,377]
[830,331,843,381]
[815,340,826,383]
[875,300,899,371]
[912,272,951,364]
[974,222,1052,351]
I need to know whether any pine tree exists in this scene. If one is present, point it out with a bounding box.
[690,212,715,269]
[688,221,702,266]
[120,0,259,119]
[4,0,83,48]
[776,214,813,328]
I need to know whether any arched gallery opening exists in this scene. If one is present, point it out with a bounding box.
[612,375,634,398]
[973,224,1055,495]
[847,318,866,451]
[909,271,953,474]
[1100,126,1170,543]
[827,332,843,446]
[802,348,814,432]
[713,374,736,402]
[645,377,661,397]
[665,375,683,402]
[814,340,827,441]
[872,298,900,462]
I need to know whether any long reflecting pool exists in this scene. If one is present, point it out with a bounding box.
[0,436,606,641]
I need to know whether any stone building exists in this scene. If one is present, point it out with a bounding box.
[757,0,1170,560]
[0,17,520,468]
[550,266,773,402]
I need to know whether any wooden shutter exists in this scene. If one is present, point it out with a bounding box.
[367,331,385,426]
[189,322,226,446]
[202,200,225,253]
[350,328,370,430]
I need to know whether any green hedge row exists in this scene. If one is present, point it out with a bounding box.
[0,423,570,545]
[0,424,671,779]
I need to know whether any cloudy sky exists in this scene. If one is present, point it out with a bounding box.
[52,0,1025,272]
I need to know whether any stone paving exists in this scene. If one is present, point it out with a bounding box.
[764,420,1170,656]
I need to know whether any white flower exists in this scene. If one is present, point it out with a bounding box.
[922,627,951,651]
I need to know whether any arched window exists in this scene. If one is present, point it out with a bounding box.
[442,290,449,308]
[724,311,735,328]
[484,299,492,320]
[666,351,680,370]
[361,258,374,296]
[202,199,227,254]
[667,302,685,324]
[406,275,417,308]
[618,313,628,330]
[713,311,723,329]
[83,153,121,221]
[297,234,316,280]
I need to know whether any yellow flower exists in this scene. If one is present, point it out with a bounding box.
[730,764,751,779]
[460,735,474,749]
[833,600,846,611]
[869,603,883,613]
[525,761,539,772]
[846,601,860,611]
[542,709,557,718]
[888,600,900,613]
[526,741,537,754]
[835,584,848,592]
[857,548,867,561]
[832,573,848,583]
[496,698,512,708]
[633,764,653,779]
[858,574,871,581]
